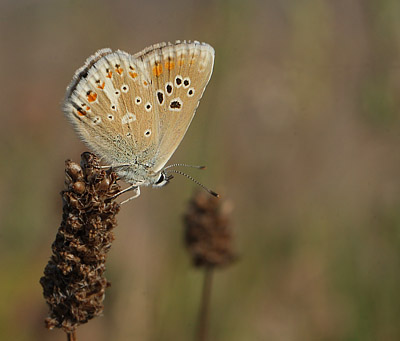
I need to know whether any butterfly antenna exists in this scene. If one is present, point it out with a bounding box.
[166,169,219,197]
[164,163,206,170]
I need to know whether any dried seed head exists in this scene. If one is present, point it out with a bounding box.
[184,191,236,268]
[40,152,121,332]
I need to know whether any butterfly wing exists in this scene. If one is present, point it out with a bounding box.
[63,49,160,168]
[135,41,215,173]
[63,41,214,183]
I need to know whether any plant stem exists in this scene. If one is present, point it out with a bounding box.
[197,266,214,341]
[67,331,77,341]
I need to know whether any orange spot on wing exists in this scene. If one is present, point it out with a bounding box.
[97,81,105,89]
[86,106,90,111]
[143,80,148,86]
[189,58,196,65]
[115,66,123,75]
[129,71,138,78]
[77,108,86,116]
[165,60,175,70]
[152,63,163,77]
[87,91,97,103]
[178,59,185,66]
[106,70,112,78]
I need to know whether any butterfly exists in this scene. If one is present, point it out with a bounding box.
[62,41,215,201]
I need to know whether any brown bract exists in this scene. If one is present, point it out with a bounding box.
[40,152,121,332]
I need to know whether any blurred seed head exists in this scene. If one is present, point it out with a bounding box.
[40,152,121,332]
[184,191,236,268]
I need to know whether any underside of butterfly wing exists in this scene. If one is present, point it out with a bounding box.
[63,41,214,185]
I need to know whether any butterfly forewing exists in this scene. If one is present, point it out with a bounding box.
[137,41,215,172]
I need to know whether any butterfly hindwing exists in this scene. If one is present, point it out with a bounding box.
[63,50,160,167]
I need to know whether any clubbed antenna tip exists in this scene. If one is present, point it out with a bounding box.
[210,190,220,198]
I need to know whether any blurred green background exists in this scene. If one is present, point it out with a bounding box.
[1,0,400,340]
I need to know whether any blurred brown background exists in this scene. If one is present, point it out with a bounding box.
[1,0,400,340]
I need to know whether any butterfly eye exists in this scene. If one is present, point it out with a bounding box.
[153,172,171,187]
[155,173,165,185]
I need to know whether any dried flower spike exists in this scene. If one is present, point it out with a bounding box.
[40,152,121,333]
[184,191,235,268]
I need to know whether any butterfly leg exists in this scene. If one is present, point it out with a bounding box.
[111,184,137,199]
[120,187,141,205]
[98,163,133,170]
